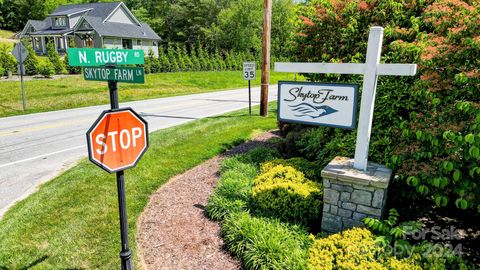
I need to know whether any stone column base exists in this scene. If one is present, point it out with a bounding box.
[320,157,391,234]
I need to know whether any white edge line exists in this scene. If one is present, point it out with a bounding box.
[0,145,85,169]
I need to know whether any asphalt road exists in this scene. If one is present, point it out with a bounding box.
[0,86,277,217]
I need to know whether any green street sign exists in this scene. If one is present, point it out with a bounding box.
[67,48,144,66]
[83,66,145,84]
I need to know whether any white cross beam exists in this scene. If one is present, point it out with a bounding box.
[275,26,417,171]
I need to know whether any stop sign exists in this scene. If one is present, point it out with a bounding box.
[87,108,148,173]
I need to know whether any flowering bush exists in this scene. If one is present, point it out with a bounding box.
[288,0,480,213]
[252,164,323,226]
[307,228,421,270]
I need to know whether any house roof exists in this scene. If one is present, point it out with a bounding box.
[28,20,49,31]
[29,29,73,36]
[21,2,160,41]
[81,16,160,40]
[51,2,121,20]
[50,7,93,17]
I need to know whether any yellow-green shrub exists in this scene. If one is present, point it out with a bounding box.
[307,228,422,270]
[252,164,322,226]
[260,157,321,181]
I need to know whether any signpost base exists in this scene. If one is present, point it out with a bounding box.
[116,170,133,270]
[320,157,391,234]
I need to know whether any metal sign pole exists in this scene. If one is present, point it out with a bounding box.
[107,64,133,270]
[248,80,251,115]
[19,46,26,111]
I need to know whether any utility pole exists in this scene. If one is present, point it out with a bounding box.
[260,0,272,117]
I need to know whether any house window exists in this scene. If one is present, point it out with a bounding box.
[122,39,132,49]
[54,17,67,27]
[81,21,91,30]
[136,40,142,46]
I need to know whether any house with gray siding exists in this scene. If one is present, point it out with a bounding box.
[20,2,160,56]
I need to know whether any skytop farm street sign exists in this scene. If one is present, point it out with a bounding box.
[67,48,144,66]
[278,81,358,129]
[84,66,145,83]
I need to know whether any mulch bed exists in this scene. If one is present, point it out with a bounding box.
[137,131,279,270]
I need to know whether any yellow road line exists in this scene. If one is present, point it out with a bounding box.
[0,118,91,137]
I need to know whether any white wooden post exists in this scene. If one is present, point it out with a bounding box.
[274,26,417,171]
[353,27,383,171]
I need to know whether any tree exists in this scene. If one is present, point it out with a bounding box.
[46,42,66,74]
[175,44,187,71]
[205,0,263,54]
[23,44,39,75]
[166,43,179,72]
[158,45,171,72]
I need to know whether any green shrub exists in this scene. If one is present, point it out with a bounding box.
[222,212,311,270]
[207,148,279,221]
[232,147,280,166]
[307,228,421,270]
[37,60,55,78]
[363,209,422,249]
[0,44,17,75]
[252,164,323,227]
[260,157,321,181]
[63,53,81,74]
[0,64,4,77]
[409,242,475,270]
[46,42,66,74]
[206,162,257,221]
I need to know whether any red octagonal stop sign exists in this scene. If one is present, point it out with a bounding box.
[87,108,148,173]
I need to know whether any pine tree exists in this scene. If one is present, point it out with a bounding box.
[167,43,180,72]
[23,45,39,75]
[149,49,161,73]
[144,52,152,74]
[175,44,186,71]
[215,48,226,71]
[197,42,208,71]
[46,42,66,74]
[189,44,200,71]
[158,45,171,72]
[182,44,193,71]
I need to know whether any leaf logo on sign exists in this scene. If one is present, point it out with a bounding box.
[289,103,338,119]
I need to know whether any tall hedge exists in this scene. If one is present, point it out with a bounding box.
[288,0,480,213]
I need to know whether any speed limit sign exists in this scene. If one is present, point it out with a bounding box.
[243,62,256,80]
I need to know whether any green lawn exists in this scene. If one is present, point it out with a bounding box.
[0,29,15,39]
[0,104,278,269]
[0,29,16,50]
[0,70,298,118]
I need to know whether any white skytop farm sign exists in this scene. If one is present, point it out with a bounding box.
[275,26,417,170]
[278,82,358,129]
